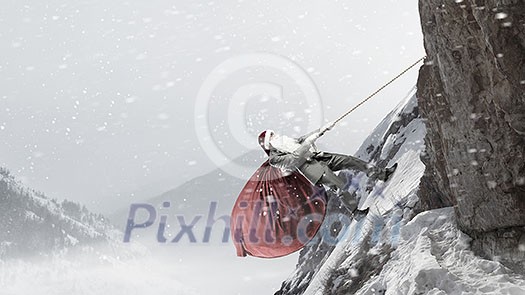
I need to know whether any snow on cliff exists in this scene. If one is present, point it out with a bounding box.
[277,90,525,294]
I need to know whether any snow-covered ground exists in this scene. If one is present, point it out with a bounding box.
[0,255,196,295]
[0,243,298,295]
[359,208,525,295]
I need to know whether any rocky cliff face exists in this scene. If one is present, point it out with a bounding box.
[417,0,525,272]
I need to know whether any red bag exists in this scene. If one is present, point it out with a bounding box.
[230,160,327,258]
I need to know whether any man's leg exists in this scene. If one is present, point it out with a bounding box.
[315,152,378,175]
[317,169,359,212]
[316,152,395,181]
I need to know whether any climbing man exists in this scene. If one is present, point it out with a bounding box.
[258,123,397,216]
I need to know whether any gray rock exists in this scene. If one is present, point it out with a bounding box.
[416,0,525,273]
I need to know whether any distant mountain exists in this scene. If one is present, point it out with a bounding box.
[110,149,267,241]
[0,167,198,295]
[0,167,119,259]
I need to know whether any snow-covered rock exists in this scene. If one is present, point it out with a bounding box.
[276,91,525,294]
[358,208,525,295]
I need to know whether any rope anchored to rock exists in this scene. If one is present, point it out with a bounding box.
[328,56,426,130]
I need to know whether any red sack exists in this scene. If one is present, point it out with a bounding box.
[230,160,327,258]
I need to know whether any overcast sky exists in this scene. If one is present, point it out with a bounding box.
[0,0,424,213]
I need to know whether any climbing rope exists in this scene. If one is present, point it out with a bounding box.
[331,56,426,126]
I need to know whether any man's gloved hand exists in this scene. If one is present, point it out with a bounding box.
[304,132,321,143]
[319,121,336,136]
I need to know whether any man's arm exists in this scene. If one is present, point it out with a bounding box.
[296,121,335,143]
[269,132,320,170]
[297,129,320,143]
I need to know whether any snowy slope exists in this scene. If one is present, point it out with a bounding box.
[357,208,525,295]
[276,87,423,295]
[0,167,120,259]
[0,167,199,295]
[276,90,525,294]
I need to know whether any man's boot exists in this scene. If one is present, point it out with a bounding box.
[369,163,398,182]
[338,191,369,219]
[381,163,398,182]
[338,190,357,212]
